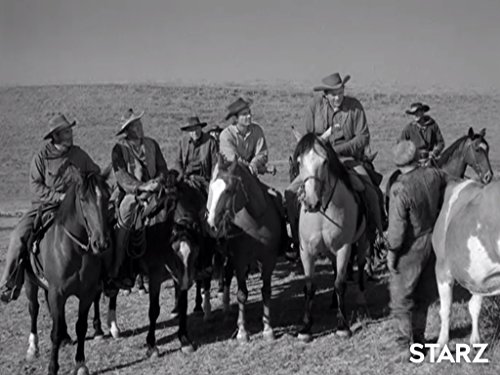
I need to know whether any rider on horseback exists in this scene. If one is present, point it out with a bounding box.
[285,73,386,257]
[0,113,101,303]
[175,116,218,195]
[110,109,169,290]
[400,102,445,165]
[218,98,291,256]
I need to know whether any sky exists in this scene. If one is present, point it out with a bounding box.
[1,0,500,91]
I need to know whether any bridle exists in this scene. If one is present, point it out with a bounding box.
[466,139,489,181]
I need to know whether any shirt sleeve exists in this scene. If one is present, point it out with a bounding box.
[304,100,316,134]
[332,104,370,157]
[432,123,445,155]
[219,129,238,162]
[29,151,63,203]
[250,127,269,174]
[111,144,142,194]
[153,140,168,182]
[387,182,408,253]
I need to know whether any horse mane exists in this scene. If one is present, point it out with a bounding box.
[293,133,353,191]
[438,131,487,166]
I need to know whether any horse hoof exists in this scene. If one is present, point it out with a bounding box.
[335,329,352,338]
[146,346,160,359]
[75,365,89,375]
[110,325,121,339]
[297,333,312,343]
[236,331,249,343]
[193,306,203,316]
[181,344,195,354]
[26,349,39,362]
[138,288,147,296]
[94,333,104,341]
[263,329,275,341]
[122,289,131,296]
[61,337,73,347]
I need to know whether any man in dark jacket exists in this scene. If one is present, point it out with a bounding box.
[400,102,445,163]
[175,116,218,193]
[0,113,100,303]
[110,109,169,285]
[386,140,448,362]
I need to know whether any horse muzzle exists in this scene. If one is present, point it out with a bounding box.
[482,170,493,184]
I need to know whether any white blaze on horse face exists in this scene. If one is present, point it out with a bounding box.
[445,180,474,229]
[466,235,500,289]
[207,178,227,228]
[479,142,488,152]
[179,241,191,290]
[302,149,324,207]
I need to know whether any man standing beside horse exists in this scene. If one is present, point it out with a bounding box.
[386,140,448,362]
[285,72,386,258]
[110,109,169,289]
[0,113,101,303]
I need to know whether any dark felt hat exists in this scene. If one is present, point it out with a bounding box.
[180,116,208,131]
[313,72,351,92]
[43,113,76,140]
[225,97,253,120]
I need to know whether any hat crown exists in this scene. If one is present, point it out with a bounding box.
[48,113,72,129]
[225,97,253,120]
[393,140,417,166]
[322,73,343,87]
[187,116,203,126]
[122,108,137,122]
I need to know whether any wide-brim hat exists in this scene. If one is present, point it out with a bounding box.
[116,108,144,136]
[207,125,223,133]
[43,113,76,140]
[393,140,417,167]
[405,102,430,115]
[225,97,253,120]
[180,116,208,131]
[313,73,351,92]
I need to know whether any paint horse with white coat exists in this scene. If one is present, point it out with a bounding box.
[432,174,499,353]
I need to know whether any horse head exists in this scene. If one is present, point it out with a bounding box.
[57,165,112,255]
[206,155,249,233]
[293,133,349,212]
[465,127,493,184]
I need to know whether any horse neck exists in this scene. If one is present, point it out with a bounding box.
[57,188,86,237]
[235,166,263,213]
[325,170,351,208]
[438,141,468,178]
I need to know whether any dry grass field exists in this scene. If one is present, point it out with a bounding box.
[0,84,499,374]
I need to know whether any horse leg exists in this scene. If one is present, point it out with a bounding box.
[235,264,249,343]
[193,280,203,315]
[222,257,234,314]
[177,288,195,353]
[436,265,453,351]
[298,251,315,343]
[47,289,65,375]
[334,244,352,337]
[74,297,94,375]
[261,263,275,341]
[145,270,161,358]
[92,291,104,340]
[107,293,120,339]
[469,294,483,345]
[170,281,179,319]
[202,276,212,322]
[355,235,369,307]
[25,277,40,361]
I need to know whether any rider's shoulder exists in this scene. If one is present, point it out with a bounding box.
[343,95,364,110]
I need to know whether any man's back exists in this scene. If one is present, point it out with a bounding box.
[388,167,447,249]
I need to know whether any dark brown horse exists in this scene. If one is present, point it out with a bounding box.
[24,166,112,375]
[206,158,282,342]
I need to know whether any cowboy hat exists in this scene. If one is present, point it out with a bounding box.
[225,97,253,120]
[393,140,417,167]
[313,73,351,92]
[405,102,430,115]
[207,124,223,133]
[43,113,76,140]
[180,116,207,131]
[116,108,144,136]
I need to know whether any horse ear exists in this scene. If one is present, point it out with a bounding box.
[468,127,475,138]
[101,163,112,181]
[479,128,486,137]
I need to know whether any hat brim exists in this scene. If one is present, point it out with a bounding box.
[43,121,76,140]
[313,75,351,92]
[405,105,430,115]
[116,111,144,136]
[180,123,207,131]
